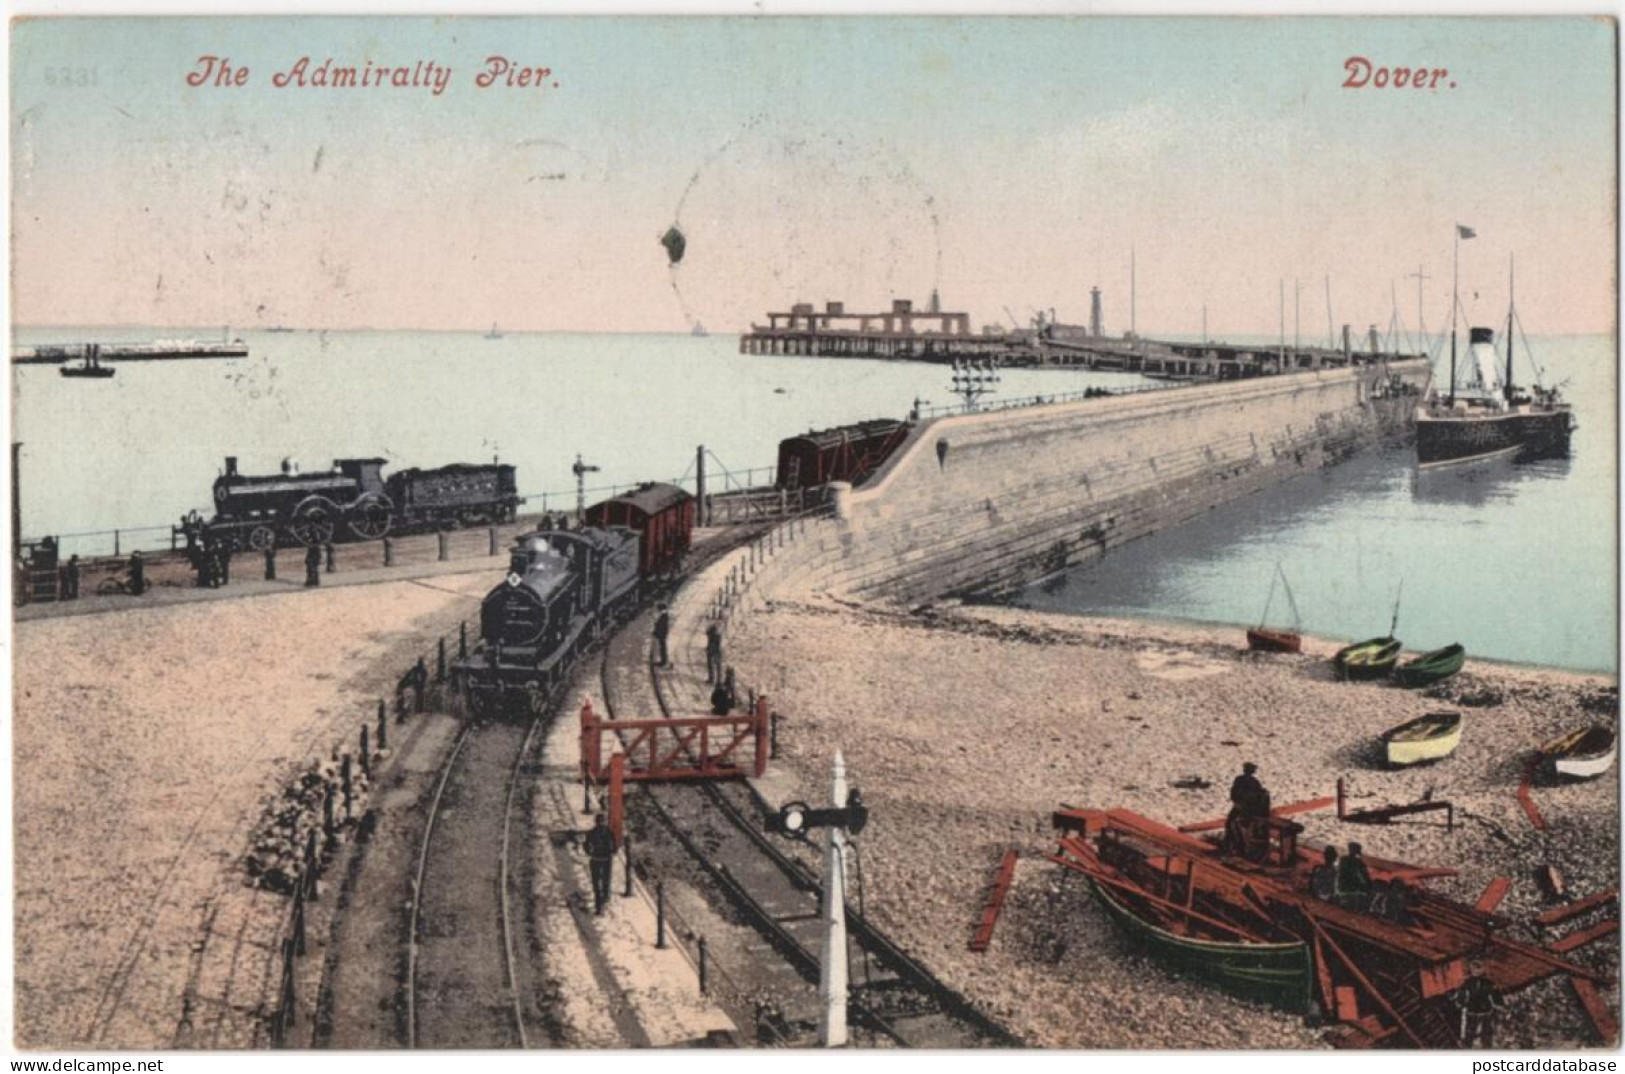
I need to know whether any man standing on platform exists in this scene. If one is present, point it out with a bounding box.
[584,813,617,916]
[705,622,724,683]
[652,603,671,668]
[304,544,322,588]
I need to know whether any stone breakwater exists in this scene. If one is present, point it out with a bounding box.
[726,597,1618,1049]
[756,362,1429,608]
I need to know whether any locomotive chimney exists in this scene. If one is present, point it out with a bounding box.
[225,456,238,477]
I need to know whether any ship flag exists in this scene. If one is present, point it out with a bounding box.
[1456,224,1477,239]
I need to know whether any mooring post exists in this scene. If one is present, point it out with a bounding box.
[624,834,635,898]
[436,637,447,683]
[698,937,709,995]
[376,699,387,752]
[656,882,667,949]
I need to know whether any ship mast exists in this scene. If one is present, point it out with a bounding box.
[1449,229,1459,406]
[1505,254,1516,404]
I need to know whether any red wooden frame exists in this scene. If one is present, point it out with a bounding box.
[580,697,769,782]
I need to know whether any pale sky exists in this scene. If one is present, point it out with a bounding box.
[10,16,1618,334]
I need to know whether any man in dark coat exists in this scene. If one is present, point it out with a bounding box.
[583,813,617,916]
[304,544,322,587]
[1224,762,1270,857]
[652,604,671,668]
[1456,960,1502,1047]
[62,554,80,600]
[128,550,146,596]
[1337,842,1373,911]
[705,622,724,683]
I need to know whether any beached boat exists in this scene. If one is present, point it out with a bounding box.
[1382,711,1463,767]
[1539,724,1616,781]
[1394,643,1466,689]
[1336,637,1402,681]
[1247,565,1302,653]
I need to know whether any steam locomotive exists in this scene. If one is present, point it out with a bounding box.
[182,455,521,551]
[455,482,694,714]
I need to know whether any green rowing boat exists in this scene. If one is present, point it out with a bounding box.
[1087,876,1313,1013]
[1394,643,1466,689]
[1334,636,1403,681]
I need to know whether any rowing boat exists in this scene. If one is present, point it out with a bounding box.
[1540,724,1616,781]
[1335,637,1402,681]
[1248,566,1303,653]
[1382,711,1463,767]
[1394,643,1466,689]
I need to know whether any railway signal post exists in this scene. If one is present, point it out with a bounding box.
[769,752,870,1047]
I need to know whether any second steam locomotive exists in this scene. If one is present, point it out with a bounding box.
[183,455,522,551]
[455,482,694,714]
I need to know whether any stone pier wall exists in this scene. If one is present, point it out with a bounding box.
[751,360,1430,608]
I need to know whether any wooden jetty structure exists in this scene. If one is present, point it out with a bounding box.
[1050,807,1614,1048]
[741,298,1423,380]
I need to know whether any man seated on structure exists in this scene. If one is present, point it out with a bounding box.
[1336,842,1374,911]
[1222,762,1272,860]
[1309,845,1341,901]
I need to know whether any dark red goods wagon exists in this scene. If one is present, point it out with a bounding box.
[775,419,911,490]
[584,482,695,576]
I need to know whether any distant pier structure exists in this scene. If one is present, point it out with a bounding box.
[740,298,1017,361]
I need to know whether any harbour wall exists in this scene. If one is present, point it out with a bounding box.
[750,360,1431,608]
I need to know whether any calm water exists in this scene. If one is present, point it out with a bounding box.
[14,328,1615,672]
[1013,335,1618,673]
[10,326,1150,550]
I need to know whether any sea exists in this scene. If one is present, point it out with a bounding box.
[11,327,1617,673]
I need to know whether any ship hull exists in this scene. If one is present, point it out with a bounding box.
[1415,406,1573,469]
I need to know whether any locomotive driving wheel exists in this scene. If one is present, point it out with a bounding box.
[247,525,278,552]
[288,496,339,546]
[347,492,394,541]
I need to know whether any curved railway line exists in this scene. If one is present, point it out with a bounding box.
[599,612,1018,1048]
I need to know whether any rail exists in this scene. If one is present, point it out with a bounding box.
[910,379,1180,421]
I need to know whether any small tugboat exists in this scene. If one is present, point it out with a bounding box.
[1247,565,1302,653]
[1416,236,1573,468]
[59,343,115,379]
[1394,643,1466,689]
[1382,711,1464,767]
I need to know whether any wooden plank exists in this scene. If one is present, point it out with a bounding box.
[1538,887,1620,926]
[1550,918,1619,954]
[1178,795,1336,833]
[968,849,1019,953]
[1306,915,1425,1048]
[1475,877,1513,913]
[1517,757,1549,830]
[1570,977,1619,1046]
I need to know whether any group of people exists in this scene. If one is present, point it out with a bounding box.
[1306,843,1415,925]
[189,534,232,588]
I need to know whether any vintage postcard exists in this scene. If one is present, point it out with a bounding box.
[7,13,1618,1056]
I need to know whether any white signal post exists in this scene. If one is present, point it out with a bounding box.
[819,750,850,1047]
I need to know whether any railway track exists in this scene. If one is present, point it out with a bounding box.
[599,613,1017,1048]
[403,525,768,1048]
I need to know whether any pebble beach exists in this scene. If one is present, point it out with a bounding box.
[727,595,1620,1049]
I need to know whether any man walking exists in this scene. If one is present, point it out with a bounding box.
[705,622,724,683]
[652,603,671,668]
[584,813,617,916]
[1455,960,1502,1047]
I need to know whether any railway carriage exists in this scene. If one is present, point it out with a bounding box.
[583,482,695,576]
[775,419,911,490]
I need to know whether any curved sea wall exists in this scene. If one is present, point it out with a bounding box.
[753,360,1430,608]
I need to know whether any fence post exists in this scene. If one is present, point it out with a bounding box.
[754,696,770,777]
[623,833,634,898]
[377,700,387,752]
[304,829,320,901]
[698,937,709,994]
[383,537,393,567]
[771,711,782,760]
[436,637,447,683]
[325,544,335,574]
[359,725,370,777]
[414,658,428,712]
[437,532,448,562]
[341,754,354,821]
[293,885,307,956]
[459,622,468,659]
[489,527,498,555]
[265,548,277,581]
[114,529,121,556]
[656,882,667,949]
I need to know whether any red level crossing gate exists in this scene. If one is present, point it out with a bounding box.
[579,698,769,784]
